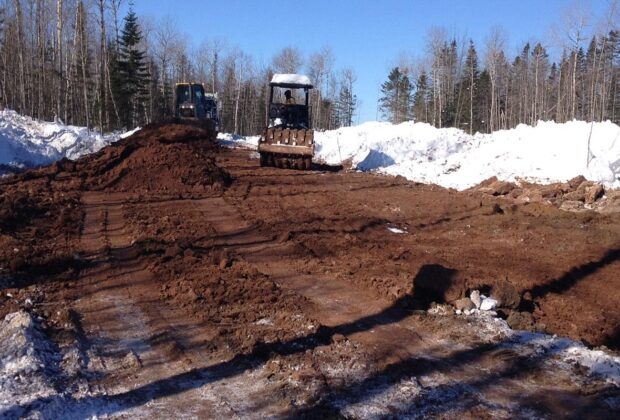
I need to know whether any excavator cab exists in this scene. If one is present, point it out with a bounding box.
[173,82,219,138]
[174,83,219,129]
[258,74,314,169]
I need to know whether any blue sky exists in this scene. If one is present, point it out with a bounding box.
[126,0,612,123]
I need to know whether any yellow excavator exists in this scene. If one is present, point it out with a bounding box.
[174,82,219,140]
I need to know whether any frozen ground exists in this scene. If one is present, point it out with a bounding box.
[2,308,619,419]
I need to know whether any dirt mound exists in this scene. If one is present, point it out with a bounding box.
[74,123,231,193]
[0,171,82,292]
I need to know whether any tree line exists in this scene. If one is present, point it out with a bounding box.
[380,6,620,133]
[0,0,358,134]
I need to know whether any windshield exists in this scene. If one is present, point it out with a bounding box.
[192,84,204,101]
[272,86,305,105]
[176,85,191,103]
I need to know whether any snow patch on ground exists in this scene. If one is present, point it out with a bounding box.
[462,311,620,386]
[217,132,260,149]
[0,109,131,171]
[0,311,59,414]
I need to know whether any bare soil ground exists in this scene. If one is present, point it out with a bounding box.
[1,123,620,418]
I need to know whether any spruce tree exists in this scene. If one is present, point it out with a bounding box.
[379,67,413,124]
[112,5,150,128]
[412,71,429,123]
[456,40,480,133]
[337,84,357,127]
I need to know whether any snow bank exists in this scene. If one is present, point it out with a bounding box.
[219,120,620,189]
[314,120,620,190]
[0,109,130,171]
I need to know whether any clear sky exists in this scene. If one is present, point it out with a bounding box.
[125,0,613,123]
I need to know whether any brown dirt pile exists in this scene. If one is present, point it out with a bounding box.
[75,123,231,193]
[0,170,82,296]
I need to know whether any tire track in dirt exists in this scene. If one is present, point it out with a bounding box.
[71,193,298,418]
[72,192,230,418]
[196,174,620,418]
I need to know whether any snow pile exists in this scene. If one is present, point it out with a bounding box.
[0,311,60,416]
[0,109,133,171]
[219,119,620,189]
[314,120,620,190]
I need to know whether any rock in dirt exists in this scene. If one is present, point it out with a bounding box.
[470,290,481,309]
[413,264,461,306]
[122,350,143,369]
[454,297,476,311]
[585,184,605,204]
[491,280,520,309]
[568,175,587,189]
[506,311,535,331]
[489,180,516,196]
[560,200,586,212]
[563,190,586,202]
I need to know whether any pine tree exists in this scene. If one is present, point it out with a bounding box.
[412,71,429,123]
[609,30,620,123]
[337,83,357,127]
[112,5,150,128]
[456,40,479,133]
[475,70,492,133]
[379,67,413,123]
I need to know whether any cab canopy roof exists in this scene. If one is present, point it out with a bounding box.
[270,74,313,89]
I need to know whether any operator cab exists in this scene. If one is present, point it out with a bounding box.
[268,74,313,129]
[175,83,219,127]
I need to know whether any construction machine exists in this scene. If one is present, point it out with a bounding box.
[258,74,314,169]
[174,82,219,139]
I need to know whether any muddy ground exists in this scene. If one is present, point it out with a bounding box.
[1,123,620,418]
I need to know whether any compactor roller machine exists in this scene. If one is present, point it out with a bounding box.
[258,74,314,169]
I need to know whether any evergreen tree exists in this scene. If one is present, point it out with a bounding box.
[609,30,620,123]
[412,71,429,123]
[337,83,357,127]
[456,40,480,133]
[379,67,413,123]
[475,70,492,133]
[112,5,150,128]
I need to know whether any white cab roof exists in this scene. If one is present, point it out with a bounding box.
[271,74,312,87]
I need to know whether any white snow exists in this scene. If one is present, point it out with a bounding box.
[0,109,131,171]
[0,311,64,417]
[217,132,260,149]
[433,309,620,387]
[271,73,312,86]
[387,227,406,234]
[314,120,620,190]
[479,297,498,311]
[219,119,620,190]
